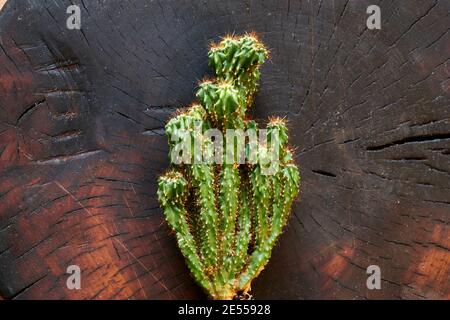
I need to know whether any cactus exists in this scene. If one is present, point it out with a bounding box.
[157,34,300,300]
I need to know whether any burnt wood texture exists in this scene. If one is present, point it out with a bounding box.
[0,0,449,299]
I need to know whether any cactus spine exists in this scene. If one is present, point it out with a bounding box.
[157,34,300,300]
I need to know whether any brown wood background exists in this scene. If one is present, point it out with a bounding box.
[0,0,449,299]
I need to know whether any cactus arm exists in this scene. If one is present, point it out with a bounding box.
[163,204,212,291]
[197,81,246,130]
[279,164,301,229]
[157,173,212,292]
[230,179,252,277]
[217,163,240,284]
[191,164,219,271]
[250,165,270,246]
[209,35,267,98]
[237,162,300,292]
[237,170,280,292]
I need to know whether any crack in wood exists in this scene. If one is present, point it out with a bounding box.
[367,133,450,151]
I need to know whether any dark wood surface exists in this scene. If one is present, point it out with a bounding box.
[0,0,449,299]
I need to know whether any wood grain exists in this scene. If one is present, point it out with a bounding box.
[0,0,449,300]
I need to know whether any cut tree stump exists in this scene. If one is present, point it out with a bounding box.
[0,0,449,299]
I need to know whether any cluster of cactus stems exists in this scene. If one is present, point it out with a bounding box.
[157,34,300,300]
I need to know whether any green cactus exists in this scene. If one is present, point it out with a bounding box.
[157,34,300,300]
